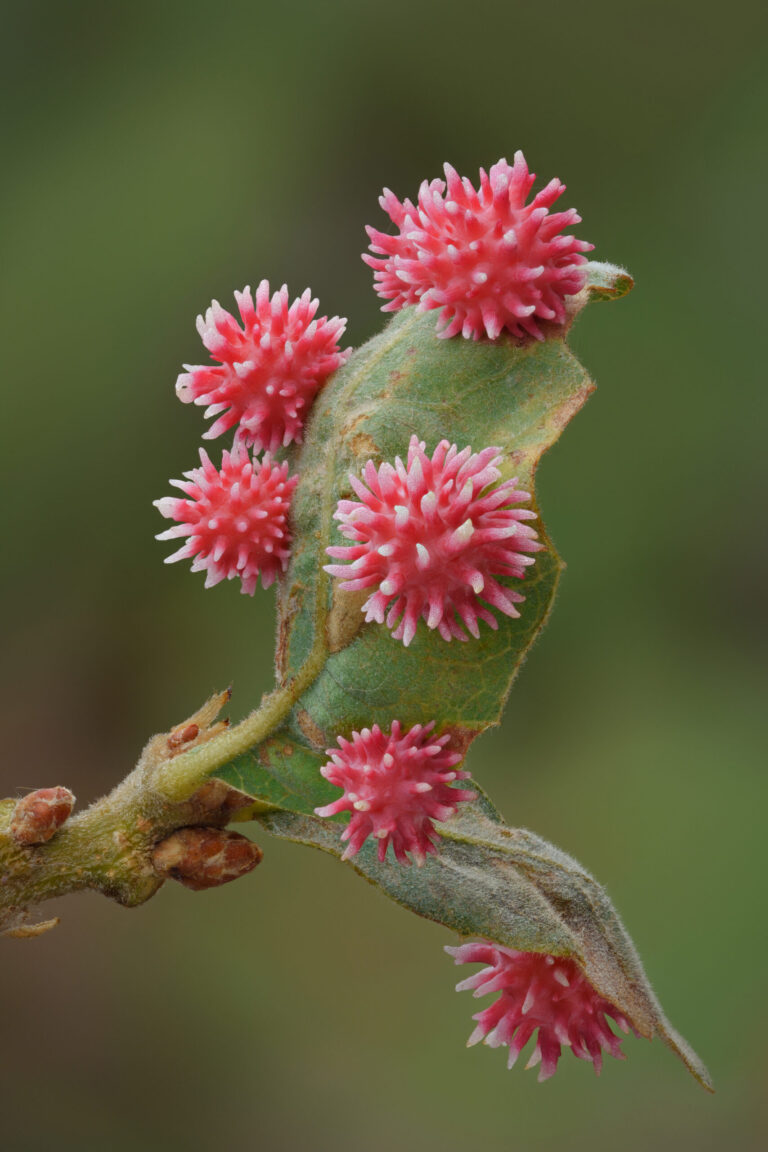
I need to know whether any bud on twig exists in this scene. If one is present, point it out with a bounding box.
[152,827,262,890]
[11,788,75,846]
[167,723,200,751]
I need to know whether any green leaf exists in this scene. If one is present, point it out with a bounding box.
[215,268,711,1089]
[280,305,593,736]
[256,797,713,1093]
[220,295,603,802]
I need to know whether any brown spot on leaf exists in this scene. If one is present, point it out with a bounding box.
[445,726,481,760]
[296,709,326,750]
[275,583,304,681]
[327,585,368,653]
[551,381,596,433]
[349,432,378,459]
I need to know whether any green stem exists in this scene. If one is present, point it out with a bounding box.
[155,648,327,802]
[0,770,165,927]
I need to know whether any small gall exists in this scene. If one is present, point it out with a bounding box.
[315,721,476,865]
[364,153,593,341]
[155,443,298,594]
[446,942,637,1080]
[325,436,542,645]
[176,281,351,451]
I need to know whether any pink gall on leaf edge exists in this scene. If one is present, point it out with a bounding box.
[364,152,593,342]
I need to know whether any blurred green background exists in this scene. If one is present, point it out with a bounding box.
[1,0,766,1148]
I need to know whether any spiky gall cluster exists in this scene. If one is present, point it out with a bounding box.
[315,721,475,865]
[176,281,350,452]
[364,153,593,341]
[446,942,635,1080]
[324,436,542,646]
[155,444,297,593]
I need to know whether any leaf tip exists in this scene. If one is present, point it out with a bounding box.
[583,261,635,302]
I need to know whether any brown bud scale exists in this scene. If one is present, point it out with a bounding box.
[167,722,200,751]
[152,826,262,890]
[11,787,75,846]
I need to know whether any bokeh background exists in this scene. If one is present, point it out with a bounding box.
[1,1,766,1149]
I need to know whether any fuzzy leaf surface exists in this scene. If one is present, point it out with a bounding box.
[254,798,712,1092]
[215,266,710,1088]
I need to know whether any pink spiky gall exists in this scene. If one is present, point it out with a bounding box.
[364,152,593,341]
[324,435,542,646]
[176,281,351,452]
[154,444,297,594]
[315,721,476,865]
[446,941,636,1080]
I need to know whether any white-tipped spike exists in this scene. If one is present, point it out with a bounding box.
[426,598,443,629]
[164,545,191,565]
[155,526,189,542]
[555,1022,571,1045]
[452,519,475,546]
[153,496,178,517]
[521,985,536,1015]
[420,490,437,516]
[408,455,424,490]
